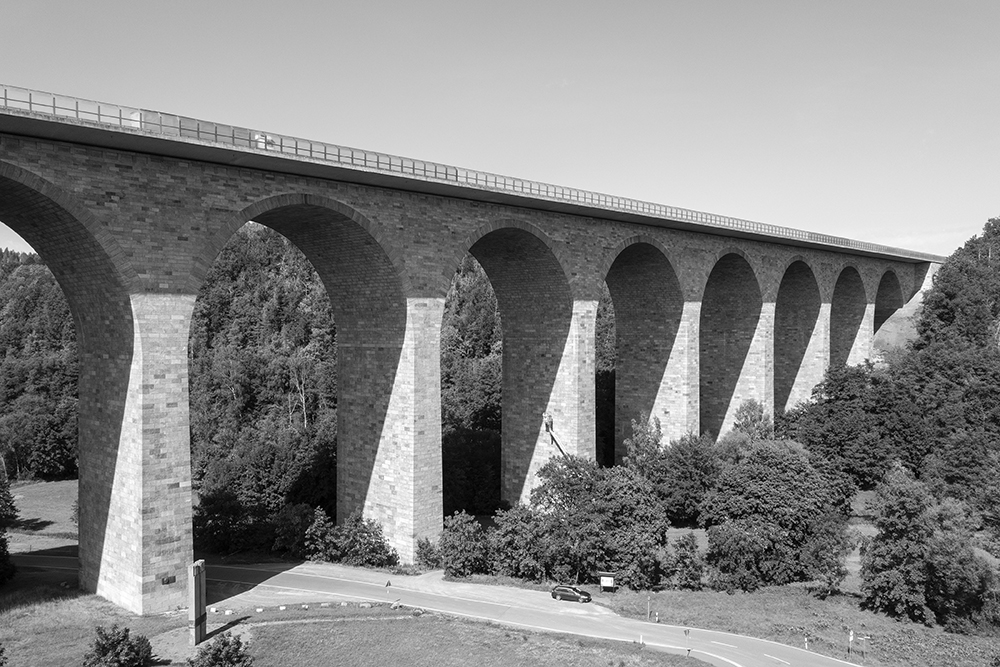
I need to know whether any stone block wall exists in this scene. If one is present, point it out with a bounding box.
[0,131,930,614]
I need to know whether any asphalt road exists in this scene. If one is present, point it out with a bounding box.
[14,554,863,667]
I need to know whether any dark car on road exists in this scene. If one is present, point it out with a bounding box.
[550,585,591,603]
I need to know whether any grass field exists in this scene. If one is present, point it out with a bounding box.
[3,481,696,666]
[5,480,999,666]
[0,577,695,667]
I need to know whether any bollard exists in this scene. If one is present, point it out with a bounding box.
[188,560,207,647]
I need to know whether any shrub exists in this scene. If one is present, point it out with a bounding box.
[438,511,490,578]
[0,532,14,587]
[0,478,16,530]
[415,537,442,569]
[187,632,253,667]
[271,503,313,558]
[671,532,703,591]
[0,642,7,667]
[925,530,997,631]
[706,520,795,592]
[193,488,273,554]
[82,625,152,667]
[335,511,399,568]
[489,504,548,581]
[304,506,338,561]
[304,508,398,568]
[800,511,854,596]
[659,433,721,527]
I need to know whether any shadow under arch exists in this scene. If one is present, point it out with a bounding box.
[774,260,821,412]
[0,161,141,608]
[215,194,411,535]
[830,265,867,367]
[457,222,575,505]
[874,270,904,333]
[602,239,683,461]
[699,252,762,438]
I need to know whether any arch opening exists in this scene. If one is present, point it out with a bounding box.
[190,199,416,558]
[463,227,574,506]
[440,255,503,515]
[830,267,867,367]
[699,253,762,438]
[0,168,140,609]
[188,222,340,554]
[874,271,904,333]
[603,243,683,463]
[774,261,822,412]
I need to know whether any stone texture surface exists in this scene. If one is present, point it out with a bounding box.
[0,132,931,614]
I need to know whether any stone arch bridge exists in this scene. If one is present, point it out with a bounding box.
[0,86,941,614]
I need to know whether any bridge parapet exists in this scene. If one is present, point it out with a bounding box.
[0,83,944,264]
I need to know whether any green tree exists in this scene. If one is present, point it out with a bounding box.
[660,432,721,526]
[860,463,934,622]
[670,532,704,591]
[489,504,548,581]
[438,511,490,578]
[916,217,1000,349]
[530,455,668,589]
[0,470,15,586]
[732,399,773,442]
[778,363,928,489]
[702,440,849,591]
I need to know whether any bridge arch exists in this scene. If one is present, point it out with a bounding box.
[774,259,823,412]
[699,251,764,437]
[192,192,430,557]
[830,265,867,367]
[450,221,579,505]
[874,269,904,333]
[0,160,167,612]
[600,237,684,459]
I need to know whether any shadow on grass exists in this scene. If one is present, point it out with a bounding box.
[12,517,54,531]
[0,568,83,614]
[205,616,252,642]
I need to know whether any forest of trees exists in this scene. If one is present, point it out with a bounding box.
[1,219,1000,633]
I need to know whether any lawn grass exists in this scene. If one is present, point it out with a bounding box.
[247,611,693,667]
[0,571,183,666]
[0,578,698,667]
[8,479,78,542]
[600,586,999,667]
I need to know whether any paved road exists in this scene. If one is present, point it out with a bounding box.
[15,554,862,667]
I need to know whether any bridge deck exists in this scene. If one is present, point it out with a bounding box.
[0,83,943,263]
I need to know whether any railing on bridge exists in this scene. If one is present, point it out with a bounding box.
[0,84,943,262]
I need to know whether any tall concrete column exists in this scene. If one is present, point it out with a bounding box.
[715,300,775,434]
[337,297,444,562]
[616,299,700,454]
[78,293,195,615]
[849,303,876,365]
[502,299,596,505]
[664,301,701,441]
[606,243,687,455]
[781,302,830,411]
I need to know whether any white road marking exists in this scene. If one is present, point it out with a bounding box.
[763,654,790,665]
[712,640,737,648]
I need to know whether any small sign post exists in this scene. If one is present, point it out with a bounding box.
[189,559,207,647]
[596,570,617,593]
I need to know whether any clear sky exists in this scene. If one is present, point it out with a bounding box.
[1,0,996,256]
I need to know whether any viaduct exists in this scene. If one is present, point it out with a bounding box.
[0,86,942,615]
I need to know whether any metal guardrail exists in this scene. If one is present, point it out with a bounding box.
[0,84,943,262]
